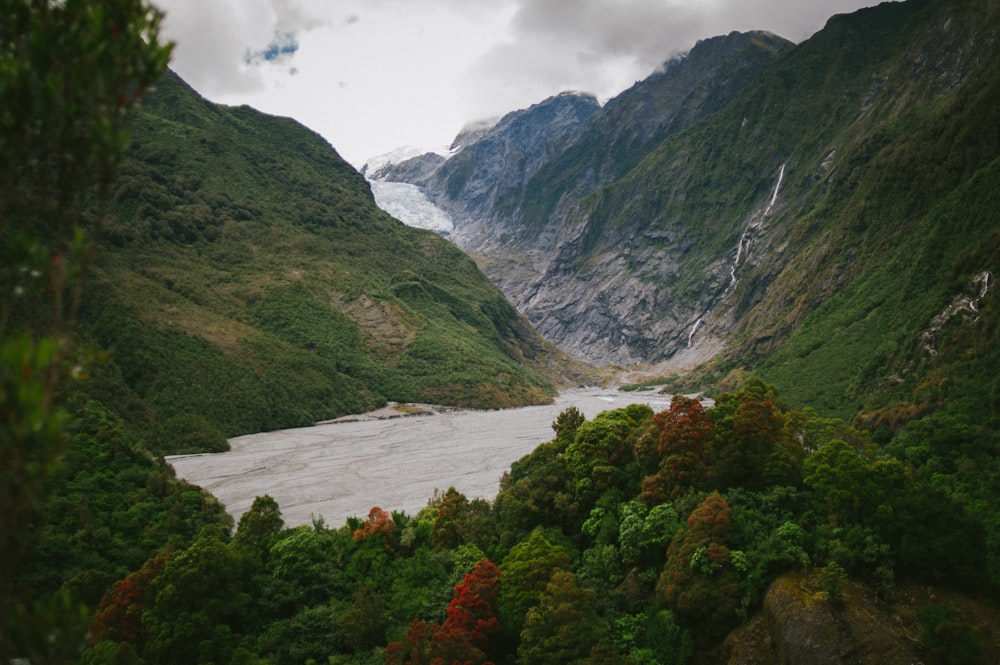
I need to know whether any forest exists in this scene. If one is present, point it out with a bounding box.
[2,0,999,664]
[12,377,999,664]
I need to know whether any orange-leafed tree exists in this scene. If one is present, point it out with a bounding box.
[354,506,397,552]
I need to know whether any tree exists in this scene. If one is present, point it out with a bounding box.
[641,395,714,503]
[497,528,572,646]
[387,559,501,665]
[566,409,636,508]
[88,553,168,652]
[234,495,284,561]
[708,378,805,491]
[495,440,577,546]
[341,584,387,652]
[430,487,495,552]
[354,505,397,552]
[517,569,609,665]
[432,559,502,664]
[143,537,250,665]
[802,439,872,526]
[1,1,170,660]
[552,406,585,445]
[657,492,741,647]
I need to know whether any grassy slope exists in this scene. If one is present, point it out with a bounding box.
[80,72,557,453]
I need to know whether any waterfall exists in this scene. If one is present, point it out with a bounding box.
[764,162,785,216]
[728,163,785,291]
[693,162,786,347]
[687,317,703,347]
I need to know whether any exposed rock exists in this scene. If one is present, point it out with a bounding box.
[427,91,601,228]
[367,151,445,186]
[724,571,1000,665]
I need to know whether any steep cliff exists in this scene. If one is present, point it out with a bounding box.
[509,0,999,376]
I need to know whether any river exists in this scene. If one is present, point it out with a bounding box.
[167,387,675,527]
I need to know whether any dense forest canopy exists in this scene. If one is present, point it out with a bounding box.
[2,0,999,663]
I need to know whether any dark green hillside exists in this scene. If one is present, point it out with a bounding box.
[83,72,557,452]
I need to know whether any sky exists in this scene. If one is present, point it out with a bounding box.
[154,0,884,168]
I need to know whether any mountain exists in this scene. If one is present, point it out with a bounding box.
[377,0,1000,423]
[79,71,590,454]
[369,91,602,244]
[373,29,793,360]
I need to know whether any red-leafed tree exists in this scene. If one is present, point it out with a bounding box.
[88,552,168,650]
[386,559,501,665]
[445,559,501,644]
[641,395,715,503]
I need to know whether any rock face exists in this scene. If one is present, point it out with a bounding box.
[373,30,791,366]
[724,572,1000,665]
[467,31,792,366]
[373,91,601,232]
[725,574,922,664]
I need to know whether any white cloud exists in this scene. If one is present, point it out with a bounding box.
[154,0,882,166]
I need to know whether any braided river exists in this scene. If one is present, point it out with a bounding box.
[167,387,673,527]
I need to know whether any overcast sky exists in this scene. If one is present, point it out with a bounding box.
[154,0,883,168]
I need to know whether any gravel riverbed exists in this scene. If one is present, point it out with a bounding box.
[167,387,674,527]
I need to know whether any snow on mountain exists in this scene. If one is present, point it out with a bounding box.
[360,144,448,178]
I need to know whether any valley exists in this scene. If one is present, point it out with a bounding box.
[3,0,999,663]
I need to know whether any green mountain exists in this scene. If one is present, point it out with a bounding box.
[391,0,999,427]
[78,71,581,454]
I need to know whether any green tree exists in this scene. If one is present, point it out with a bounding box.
[495,440,577,546]
[518,569,610,665]
[552,406,586,446]
[143,537,249,665]
[430,487,495,552]
[566,409,636,509]
[497,528,573,646]
[233,495,284,561]
[802,439,872,526]
[1,0,170,660]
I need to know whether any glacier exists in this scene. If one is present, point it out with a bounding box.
[369,179,454,234]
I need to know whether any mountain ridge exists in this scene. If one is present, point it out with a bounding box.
[373,0,1000,421]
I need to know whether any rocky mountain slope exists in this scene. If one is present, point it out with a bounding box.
[370,90,602,245]
[79,71,590,453]
[373,0,1000,421]
[370,29,794,359]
